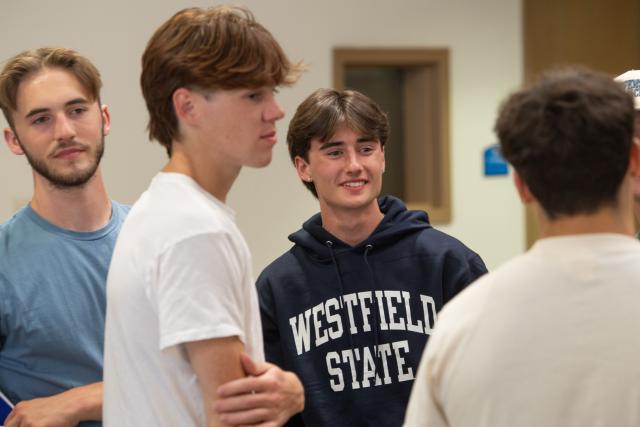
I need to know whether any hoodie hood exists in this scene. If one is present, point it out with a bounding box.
[289,195,431,262]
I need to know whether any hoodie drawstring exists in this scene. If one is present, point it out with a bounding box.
[326,241,384,424]
[325,241,357,365]
[363,244,382,386]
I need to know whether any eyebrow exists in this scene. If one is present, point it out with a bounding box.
[318,136,377,151]
[24,98,89,120]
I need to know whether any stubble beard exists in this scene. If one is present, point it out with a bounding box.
[18,135,105,190]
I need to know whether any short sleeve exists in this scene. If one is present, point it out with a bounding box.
[156,232,247,350]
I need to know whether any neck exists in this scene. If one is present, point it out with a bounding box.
[538,205,635,239]
[320,201,384,247]
[541,210,634,238]
[30,168,112,232]
[163,141,240,203]
[539,176,636,238]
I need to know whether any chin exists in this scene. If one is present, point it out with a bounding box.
[340,196,377,210]
[249,157,273,169]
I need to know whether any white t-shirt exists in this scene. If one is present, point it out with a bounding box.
[404,234,640,427]
[103,173,264,427]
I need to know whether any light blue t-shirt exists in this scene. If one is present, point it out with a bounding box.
[0,201,128,427]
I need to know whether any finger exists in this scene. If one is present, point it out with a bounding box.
[215,393,269,413]
[239,352,260,376]
[4,408,17,427]
[219,407,273,426]
[241,352,272,377]
[217,376,267,397]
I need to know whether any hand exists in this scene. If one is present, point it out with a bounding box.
[215,352,304,427]
[5,382,101,427]
[6,395,79,427]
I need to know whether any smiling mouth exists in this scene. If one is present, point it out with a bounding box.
[342,180,367,188]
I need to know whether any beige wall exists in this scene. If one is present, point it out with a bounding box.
[0,0,523,273]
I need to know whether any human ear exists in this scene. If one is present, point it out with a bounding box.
[294,156,312,182]
[172,88,198,125]
[101,105,111,136]
[3,127,24,156]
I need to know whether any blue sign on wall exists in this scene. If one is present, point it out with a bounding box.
[484,144,508,176]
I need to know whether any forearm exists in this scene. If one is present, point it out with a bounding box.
[215,355,305,426]
[63,381,103,422]
[5,381,102,427]
[185,337,245,427]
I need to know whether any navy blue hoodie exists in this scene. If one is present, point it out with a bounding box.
[257,196,487,426]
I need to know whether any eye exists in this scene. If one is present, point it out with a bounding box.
[69,106,88,116]
[31,116,50,125]
[360,145,376,154]
[247,90,264,101]
[327,150,342,158]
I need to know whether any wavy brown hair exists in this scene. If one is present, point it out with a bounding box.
[0,47,101,128]
[287,88,389,197]
[141,6,303,156]
[495,67,635,219]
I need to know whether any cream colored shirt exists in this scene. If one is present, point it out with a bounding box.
[405,234,640,427]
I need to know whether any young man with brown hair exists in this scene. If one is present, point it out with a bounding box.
[404,68,640,427]
[0,47,120,427]
[255,88,487,426]
[103,6,304,427]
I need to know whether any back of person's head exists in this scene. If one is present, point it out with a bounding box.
[0,47,102,129]
[287,88,389,197]
[141,5,303,156]
[495,67,635,219]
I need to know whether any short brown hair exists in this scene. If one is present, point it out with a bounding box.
[0,47,102,128]
[495,67,634,219]
[141,6,303,156]
[287,88,389,197]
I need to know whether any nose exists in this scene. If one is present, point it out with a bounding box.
[264,97,285,122]
[54,114,76,142]
[345,150,363,174]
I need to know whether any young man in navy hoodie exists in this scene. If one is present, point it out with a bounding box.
[254,89,487,426]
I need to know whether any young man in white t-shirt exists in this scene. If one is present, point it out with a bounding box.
[103,6,305,427]
[404,68,640,426]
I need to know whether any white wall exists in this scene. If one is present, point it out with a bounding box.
[0,0,524,272]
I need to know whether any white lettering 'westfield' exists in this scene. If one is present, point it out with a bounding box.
[288,291,436,355]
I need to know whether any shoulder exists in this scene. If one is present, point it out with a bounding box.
[437,252,528,325]
[122,182,236,247]
[415,227,475,252]
[256,248,300,290]
[110,200,131,217]
[0,208,41,253]
[0,207,29,233]
[437,271,493,325]
[413,228,486,268]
